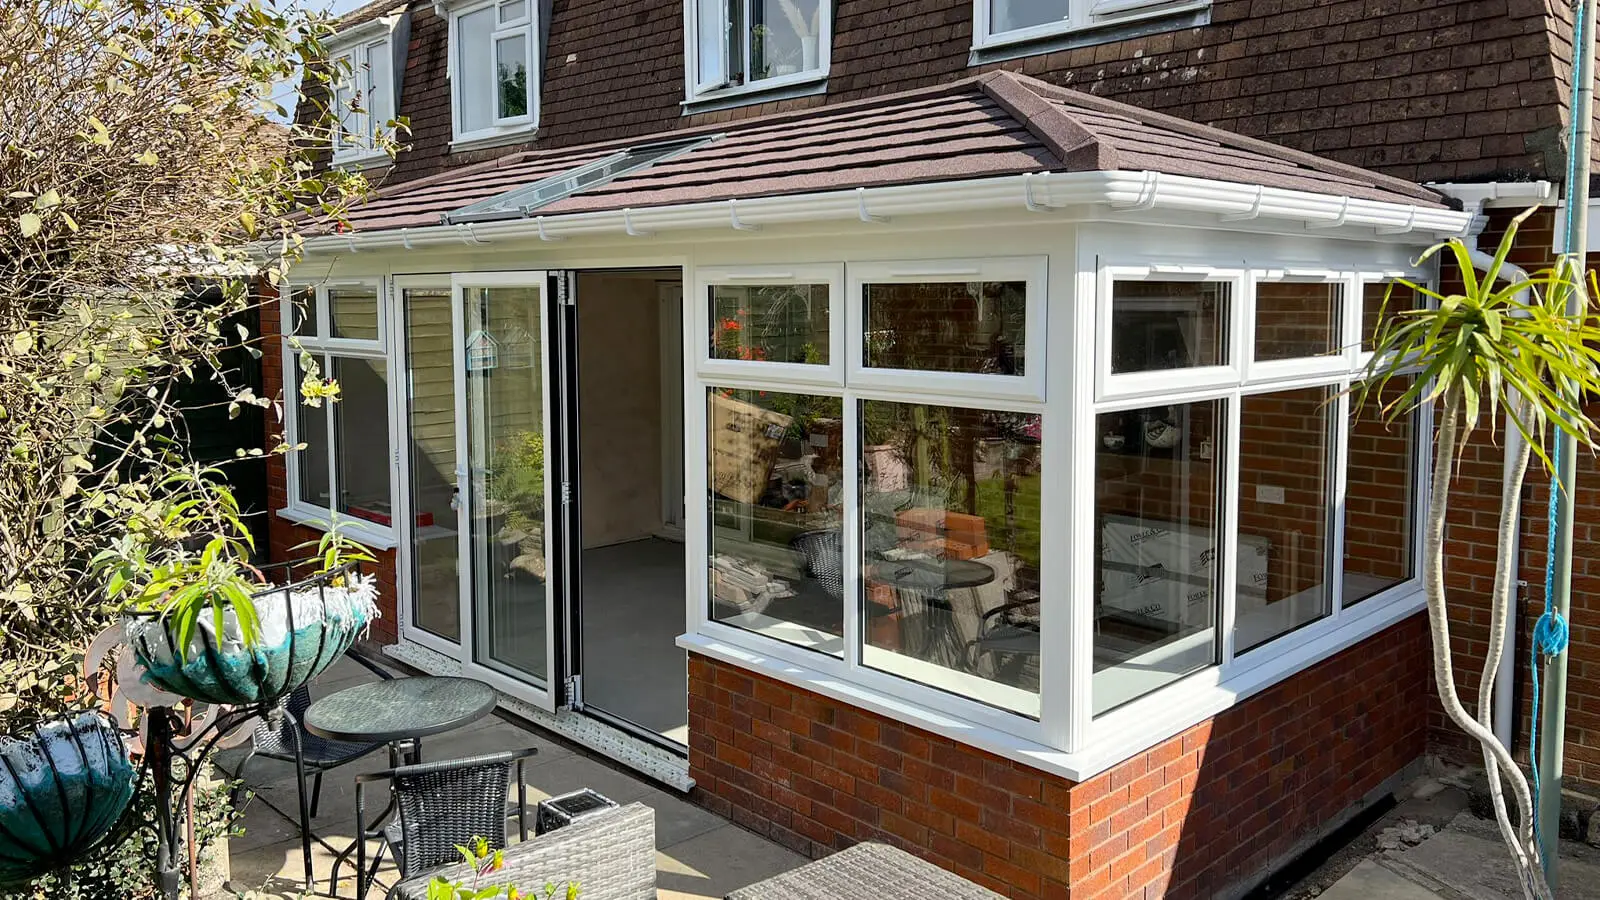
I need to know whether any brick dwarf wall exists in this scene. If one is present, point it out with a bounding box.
[688,615,1428,899]
[258,283,402,647]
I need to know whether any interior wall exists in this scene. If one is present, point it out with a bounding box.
[578,271,670,548]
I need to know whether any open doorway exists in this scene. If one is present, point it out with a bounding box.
[572,269,688,745]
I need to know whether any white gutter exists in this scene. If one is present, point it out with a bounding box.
[1429,180,1555,749]
[292,170,1475,256]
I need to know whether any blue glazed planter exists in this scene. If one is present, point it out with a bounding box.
[0,711,137,890]
[126,571,379,708]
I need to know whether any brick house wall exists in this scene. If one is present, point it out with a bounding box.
[323,0,1570,188]
[688,614,1428,899]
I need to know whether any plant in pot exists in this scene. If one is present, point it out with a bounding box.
[93,469,381,708]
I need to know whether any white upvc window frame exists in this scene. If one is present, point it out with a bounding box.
[446,0,539,150]
[279,278,401,551]
[1244,269,1357,383]
[328,35,397,167]
[1079,255,1434,747]
[972,0,1211,52]
[847,256,1049,403]
[1096,264,1245,403]
[695,263,846,386]
[682,0,832,104]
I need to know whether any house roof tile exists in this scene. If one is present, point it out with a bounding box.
[331,70,1449,234]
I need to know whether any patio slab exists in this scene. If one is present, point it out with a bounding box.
[216,656,806,899]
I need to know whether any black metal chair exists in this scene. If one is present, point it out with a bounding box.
[345,747,538,899]
[233,651,394,818]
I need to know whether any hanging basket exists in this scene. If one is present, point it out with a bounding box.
[0,710,138,890]
[123,567,380,708]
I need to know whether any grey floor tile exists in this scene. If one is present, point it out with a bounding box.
[655,824,809,899]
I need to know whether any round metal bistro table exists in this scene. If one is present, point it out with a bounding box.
[304,675,497,749]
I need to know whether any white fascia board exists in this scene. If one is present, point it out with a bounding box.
[327,10,405,47]
[290,170,1476,257]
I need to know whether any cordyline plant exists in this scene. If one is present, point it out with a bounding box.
[0,0,403,730]
[1358,208,1600,900]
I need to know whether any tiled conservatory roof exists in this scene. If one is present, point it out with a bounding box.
[330,70,1450,235]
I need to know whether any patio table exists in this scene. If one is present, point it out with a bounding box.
[727,841,1004,899]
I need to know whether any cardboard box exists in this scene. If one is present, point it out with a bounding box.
[895,508,990,560]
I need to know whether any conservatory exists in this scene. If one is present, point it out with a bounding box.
[274,70,1472,808]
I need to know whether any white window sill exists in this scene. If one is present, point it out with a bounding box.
[682,72,827,114]
[678,584,1425,782]
[450,126,539,155]
[274,506,400,551]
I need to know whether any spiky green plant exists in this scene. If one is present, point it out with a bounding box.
[1358,207,1600,900]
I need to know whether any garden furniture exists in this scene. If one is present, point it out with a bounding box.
[725,842,1004,899]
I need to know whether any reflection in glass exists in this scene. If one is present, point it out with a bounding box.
[709,283,829,365]
[404,288,461,641]
[1363,281,1422,352]
[465,286,548,684]
[859,400,1043,717]
[289,287,315,336]
[990,0,1068,33]
[457,7,496,133]
[1345,379,1417,604]
[1254,282,1341,361]
[1093,399,1224,714]
[1234,388,1333,653]
[496,33,529,119]
[293,359,331,508]
[862,281,1027,376]
[749,0,823,81]
[1110,281,1229,373]
[329,286,380,341]
[333,357,393,523]
[707,388,844,652]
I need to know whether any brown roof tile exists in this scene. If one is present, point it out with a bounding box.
[332,70,1448,234]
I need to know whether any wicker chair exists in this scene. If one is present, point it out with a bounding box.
[346,747,539,899]
[791,529,844,600]
[390,802,656,900]
[233,652,394,818]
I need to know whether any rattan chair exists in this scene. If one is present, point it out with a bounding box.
[791,529,844,600]
[233,651,394,818]
[347,747,538,899]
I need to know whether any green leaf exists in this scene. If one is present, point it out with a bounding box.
[18,213,42,237]
[11,331,34,355]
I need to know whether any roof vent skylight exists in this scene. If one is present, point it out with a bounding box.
[443,134,721,225]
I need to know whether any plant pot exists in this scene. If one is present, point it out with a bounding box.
[0,711,138,889]
[124,571,380,707]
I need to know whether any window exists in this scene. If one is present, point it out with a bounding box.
[1344,377,1418,605]
[687,0,830,102]
[1099,270,1242,401]
[977,0,1208,49]
[450,0,537,146]
[329,35,397,164]
[696,258,1049,733]
[283,282,395,538]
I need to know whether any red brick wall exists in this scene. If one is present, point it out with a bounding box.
[339,0,1565,187]
[259,283,402,646]
[689,614,1428,899]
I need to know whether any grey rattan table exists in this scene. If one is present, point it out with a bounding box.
[726,842,1005,899]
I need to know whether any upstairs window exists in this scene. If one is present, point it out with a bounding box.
[977,0,1208,49]
[688,0,830,102]
[450,0,538,147]
[329,36,396,164]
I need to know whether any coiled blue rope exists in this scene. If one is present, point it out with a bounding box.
[1530,439,1572,847]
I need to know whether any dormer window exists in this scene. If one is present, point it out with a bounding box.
[976,0,1209,52]
[448,0,538,149]
[685,0,830,107]
[330,38,395,165]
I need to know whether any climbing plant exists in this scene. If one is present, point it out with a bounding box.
[1359,207,1600,900]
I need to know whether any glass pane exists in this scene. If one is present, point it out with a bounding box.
[465,286,549,684]
[990,0,1069,33]
[365,41,392,141]
[496,33,530,120]
[696,0,727,86]
[1234,388,1333,653]
[748,0,822,81]
[458,7,496,133]
[709,283,830,365]
[404,288,461,641]
[498,0,528,23]
[1363,281,1422,352]
[1345,379,1417,604]
[288,287,315,336]
[707,388,845,652]
[859,400,1044,717]
[1254,281,1342,361]
[1110,280,1229,373]
[332,356,393,523]
[862,281,1027,376]
[293,357,331,509]
[1093,399,1224,715]
[328,286,380,341]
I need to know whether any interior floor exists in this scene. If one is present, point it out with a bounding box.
[579,538,690,742]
